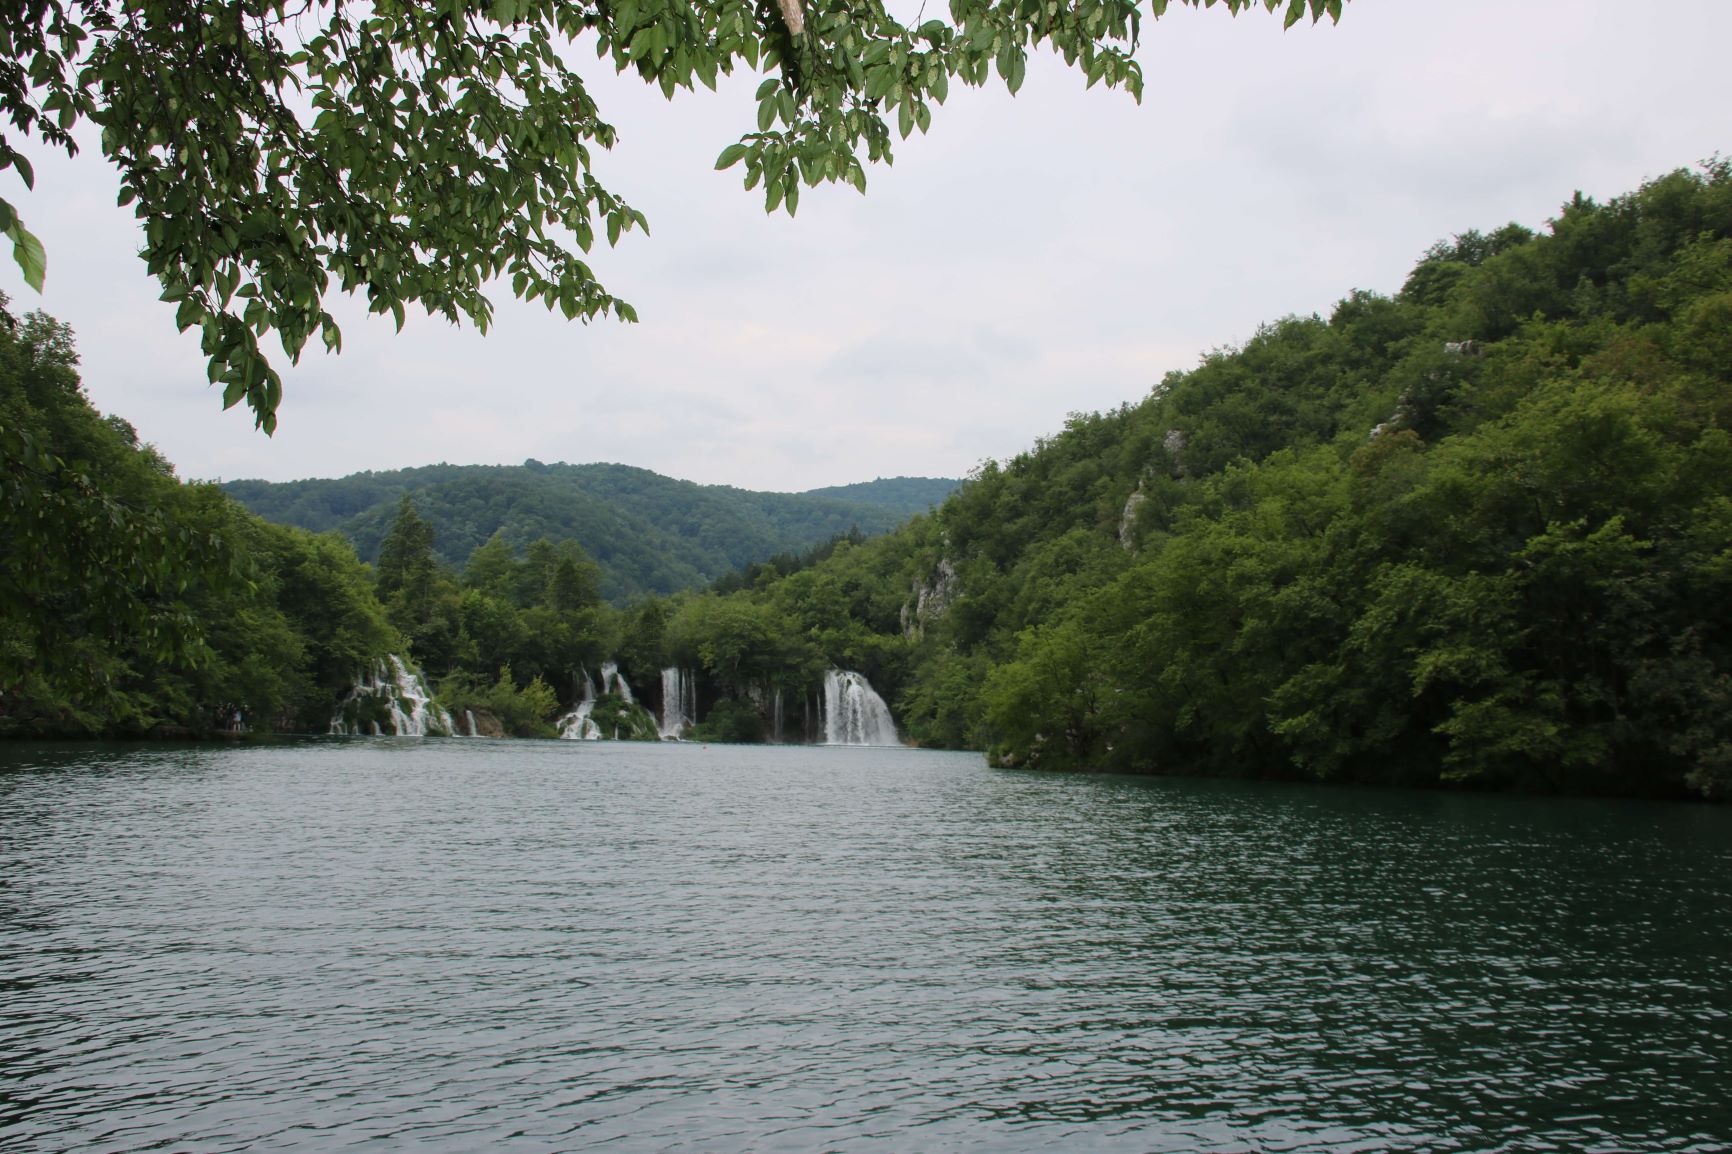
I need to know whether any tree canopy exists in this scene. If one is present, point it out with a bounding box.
[0,0,1341,430]
[0,292,399,734]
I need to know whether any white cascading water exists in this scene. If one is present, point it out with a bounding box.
[822,670,899,746]
[659,666,697,740]
[558,673,601,741]
[329,655,454,736]
[465,709,479,737]
[599,661,634,703]
[558,701,599,740]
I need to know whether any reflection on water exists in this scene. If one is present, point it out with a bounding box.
[2,741,1729,1151]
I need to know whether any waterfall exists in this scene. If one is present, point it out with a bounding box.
[558,700,600,740]
[465,709,479,737]
[659,666,697,739]
[558,673,602,741]
[771,688,784,743]
[330,654,454,736]
[821,670,899,746]
[599,661,634,703]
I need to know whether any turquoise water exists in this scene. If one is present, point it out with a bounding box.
[2,740,1728,1151]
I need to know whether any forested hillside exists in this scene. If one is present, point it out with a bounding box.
[653,163,1732,798]
[0,299,398,736]
[223,464,958,601]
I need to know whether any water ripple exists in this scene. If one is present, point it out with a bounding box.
[2,741,1729,1151]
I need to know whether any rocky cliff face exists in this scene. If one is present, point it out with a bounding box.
[900,558,960,640]
[1163,429,1189,478]
[1119,485,1147,551]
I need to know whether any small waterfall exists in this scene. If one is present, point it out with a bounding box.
[465,709,479,737]
[822,670,899,746]
[558,675,602,741]
[558,700,600,740]
[599,661,634,703]
[772,688,784,743]
[330,655,454,736]
[659,666,697,740]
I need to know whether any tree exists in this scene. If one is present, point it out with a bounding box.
[375,493,459,668]
[375,493,436,604]
[0,297,233,708]
[1,296,403,734]
[0,0,1341,430]
[461,530,518,598]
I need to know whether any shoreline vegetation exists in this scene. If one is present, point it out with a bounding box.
[5,163,1730,800]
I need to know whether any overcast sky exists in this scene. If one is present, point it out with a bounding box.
[4,0,1729,491]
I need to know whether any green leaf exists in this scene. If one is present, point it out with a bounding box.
[715,143,749,170]
[8,221,46,292]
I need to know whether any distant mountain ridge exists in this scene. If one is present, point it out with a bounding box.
[222,462,959,602]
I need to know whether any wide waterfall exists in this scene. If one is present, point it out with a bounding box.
[822,670,900,746]
[330,655,454,736]
[660,667,697,740]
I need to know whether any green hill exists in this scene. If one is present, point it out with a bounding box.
[222,463,958,601]
[802,477,961,509]
[649,162,1732,799]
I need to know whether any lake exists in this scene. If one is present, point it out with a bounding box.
[2,740,1729,1151]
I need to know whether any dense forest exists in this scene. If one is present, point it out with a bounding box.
[634,162,1732,799]
[223,464,957,600]
[5,162,1730,799]
[0,299,398,736]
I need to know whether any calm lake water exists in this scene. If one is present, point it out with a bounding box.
[2,740,1729,1152]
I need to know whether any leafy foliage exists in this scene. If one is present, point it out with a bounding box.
[0,294,399,734]
[0,303,227,703]
[440,665,563,738]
